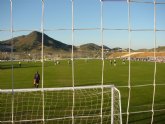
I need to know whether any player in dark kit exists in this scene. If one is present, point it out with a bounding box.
[34,71,40,88]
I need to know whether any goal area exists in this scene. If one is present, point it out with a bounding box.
[0,85,122,124]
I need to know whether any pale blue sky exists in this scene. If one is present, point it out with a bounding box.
[0,0,165,49]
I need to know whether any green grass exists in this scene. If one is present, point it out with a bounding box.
[0,59,165,124]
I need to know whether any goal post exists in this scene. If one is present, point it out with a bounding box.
[0,85,122,124]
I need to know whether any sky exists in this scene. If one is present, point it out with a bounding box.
[0,0,165,49]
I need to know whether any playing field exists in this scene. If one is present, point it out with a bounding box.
[0,59,165,124]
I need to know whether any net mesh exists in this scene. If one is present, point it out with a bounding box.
[1,0,165,123]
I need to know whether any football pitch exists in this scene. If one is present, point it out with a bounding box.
[0,59,165,124]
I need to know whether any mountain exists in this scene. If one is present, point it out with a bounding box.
[1,31,164,53]
[79,43,101,51]
[136,46,165,52]
[79,43,111,51]
[0,31,111,52]
[157,46,165,52]
[0,31,72,52]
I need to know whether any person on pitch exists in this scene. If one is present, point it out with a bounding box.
[34,71,40,88]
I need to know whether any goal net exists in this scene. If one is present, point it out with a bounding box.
[0,85,122,124]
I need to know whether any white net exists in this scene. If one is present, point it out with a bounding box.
[1,0,165,123]
[0,85,122,124]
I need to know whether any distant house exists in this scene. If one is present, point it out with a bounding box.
[112,47,122,52]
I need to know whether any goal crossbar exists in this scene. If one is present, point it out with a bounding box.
[0,85,115,93]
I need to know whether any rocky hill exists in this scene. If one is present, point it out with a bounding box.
[0,31,72,52]
[79,43,111,51]
[0,31,111,52]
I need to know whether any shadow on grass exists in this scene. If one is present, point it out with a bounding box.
[128,111,165,124]
[0,64,41,70]
[128,113,152,124]
[153,111,165,124]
